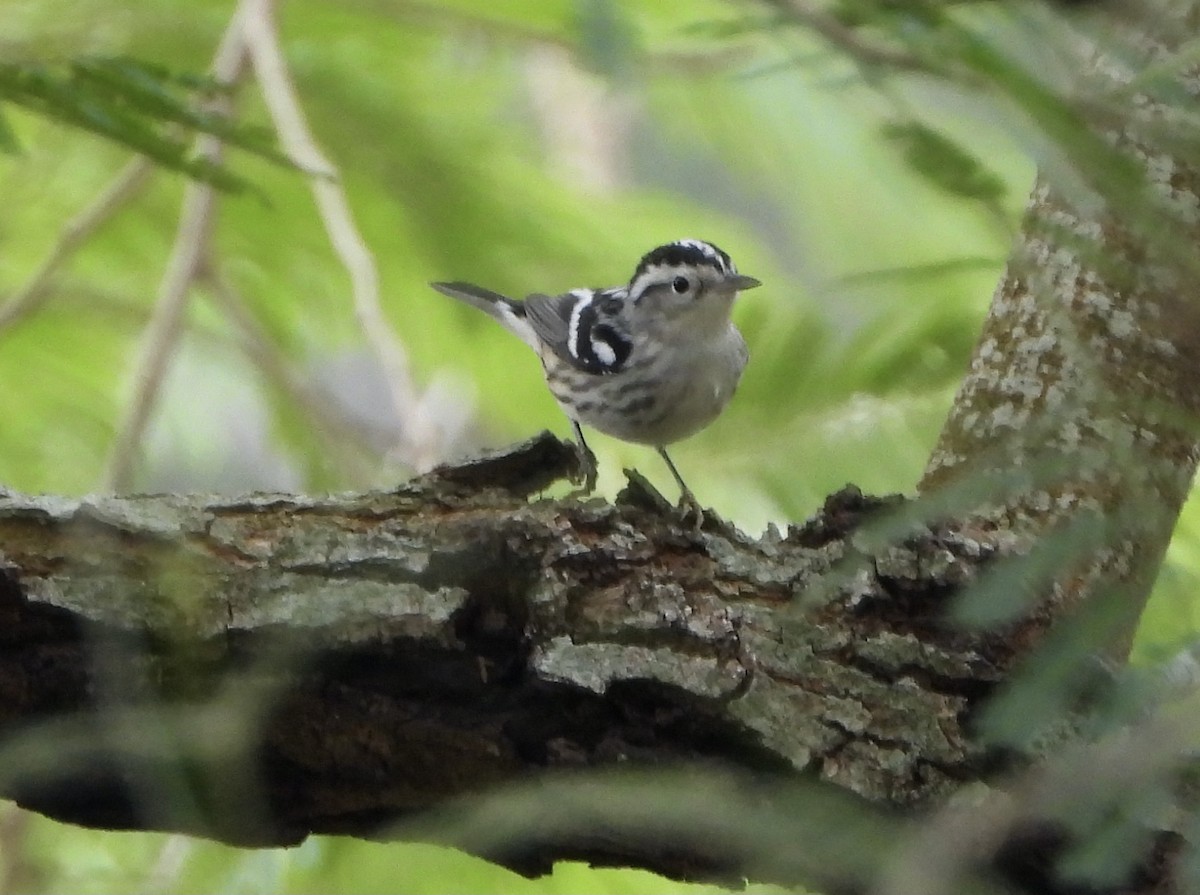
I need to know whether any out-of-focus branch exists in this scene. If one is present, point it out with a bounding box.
[59,0,461,491]
[143,835,193,894]
[240,0,447,474]
[0,158,152,337]
[0,805,36,893]
[100,13,252,493]
[204,272,383,482]
[763,0,944,74]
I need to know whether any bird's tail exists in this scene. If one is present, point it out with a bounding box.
[431,282,515,315]
[431,281,537,349]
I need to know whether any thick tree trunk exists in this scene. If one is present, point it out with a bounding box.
[920,9,1200,658]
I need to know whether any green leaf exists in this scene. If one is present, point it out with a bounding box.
[572,0,639,79]
[0,104,20,152]
[0,57,292,192]
[71,56,292,167]
[881,120,1007,202]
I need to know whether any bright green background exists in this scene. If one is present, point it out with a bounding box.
[2,1,1198,891]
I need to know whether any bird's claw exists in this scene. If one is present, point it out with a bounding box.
[677,489,705,532]
[567,442,599,496]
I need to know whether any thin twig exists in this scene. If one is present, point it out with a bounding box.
[0,805,37,893]
[204,272,382,481]
[0,157,153,337]
[767,0,943,75]
[140,834,192,895]
[240,0,446,472]
[101,11,251,493]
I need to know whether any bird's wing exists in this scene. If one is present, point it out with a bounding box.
[525,289,632,375]
[522,291,578,364]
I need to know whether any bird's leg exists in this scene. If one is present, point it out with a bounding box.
[656,446,704,528]
[570,420,598,493]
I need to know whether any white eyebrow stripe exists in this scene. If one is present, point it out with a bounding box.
[628,264,671,303]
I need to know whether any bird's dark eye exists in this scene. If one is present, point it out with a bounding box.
[671,276,690,294]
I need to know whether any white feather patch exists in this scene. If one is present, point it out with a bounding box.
[592,338,616,366]
[566,290,592,360]
[497,303,540,351]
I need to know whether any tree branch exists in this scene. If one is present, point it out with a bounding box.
[0,433,1028,885]
[241,0,453,474]
[0,157,153,338]
[100,13,251,492]
[202,271,384,481]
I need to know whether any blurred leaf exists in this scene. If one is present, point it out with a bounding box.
[71,57,291,165]
[679,13,779,40]
[833,256,1004,289]
[837,303,978,395]
[830,0,944,31]
[944,18,1150,210]
[977,591,1137,750]
[1057,787,1168,889]
[573,0,639,79]
[1183,814,1200,894]
[0,105,20,151]
[881,120,1007,202]
[953,514,1106,627]
[0,56,291,192]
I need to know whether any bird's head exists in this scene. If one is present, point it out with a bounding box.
[627,239,760,328]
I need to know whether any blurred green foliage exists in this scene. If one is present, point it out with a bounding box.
[1,0,1199,892]
[5,824,791,895]
[0,55,291,191]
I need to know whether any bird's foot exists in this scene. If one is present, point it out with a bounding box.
[566,442,599,497]
[677,489,706,533]
[617,471,710,533]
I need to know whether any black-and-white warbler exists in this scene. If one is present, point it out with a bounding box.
[432,239,760,505]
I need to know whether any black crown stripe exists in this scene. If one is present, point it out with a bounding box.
[631,240,733,283]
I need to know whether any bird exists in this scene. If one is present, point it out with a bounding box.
[431,239,760,511]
